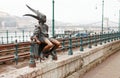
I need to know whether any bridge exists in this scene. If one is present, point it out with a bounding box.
[0,31,120,78]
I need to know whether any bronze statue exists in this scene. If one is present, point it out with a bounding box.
[24,5,60,61]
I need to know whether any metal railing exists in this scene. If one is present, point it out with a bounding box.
[0,30,33,44]
[0,31,120,67]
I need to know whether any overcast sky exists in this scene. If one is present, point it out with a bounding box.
[0,0,120,24]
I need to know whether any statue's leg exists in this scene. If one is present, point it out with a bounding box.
[49,38,61,60]
[49,38,60,51]
[41,38,53,53]
[38,37,54,61]
[39,43,46,62]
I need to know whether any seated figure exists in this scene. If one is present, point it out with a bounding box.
[24,5,60,61]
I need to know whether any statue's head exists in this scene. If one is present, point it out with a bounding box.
[24,5,46,23]
[39,15,46,23]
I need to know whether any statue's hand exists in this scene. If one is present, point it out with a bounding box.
[36,40,41,44]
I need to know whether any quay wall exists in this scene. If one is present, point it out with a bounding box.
[1,40,120,78]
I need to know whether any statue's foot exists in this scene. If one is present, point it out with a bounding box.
[43,51,50,58]
[52,55,57,60]
[50,51,58,60]
[40,56,45,60]
[39,56,45,62]
[34,56,39,60]
[39,52,45,62]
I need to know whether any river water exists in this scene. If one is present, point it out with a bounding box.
[0,31,33,44]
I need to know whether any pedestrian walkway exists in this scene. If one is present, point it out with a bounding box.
[82,50,120,78]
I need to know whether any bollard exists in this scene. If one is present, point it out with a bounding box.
[14,39,19,65]
[68,34,73,55]
[80,34,83,51]
[88,35,92,48]
[94,32,97,46]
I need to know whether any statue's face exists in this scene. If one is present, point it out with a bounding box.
[38,15,46,24]
[42,16,46,23]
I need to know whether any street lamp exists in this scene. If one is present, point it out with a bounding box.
[52,0,55,37]
[102,0,104,34]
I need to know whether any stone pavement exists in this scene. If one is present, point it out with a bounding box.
[82,50,120,78]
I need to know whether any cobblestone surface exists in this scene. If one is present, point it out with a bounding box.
[82,51,120,78]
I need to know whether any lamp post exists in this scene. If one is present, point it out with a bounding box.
[101,0,104,34]
[52,0,55,37]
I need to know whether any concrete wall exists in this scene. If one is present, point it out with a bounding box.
[1,40,120,78]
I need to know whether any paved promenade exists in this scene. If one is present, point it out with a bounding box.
[82,50,120,78]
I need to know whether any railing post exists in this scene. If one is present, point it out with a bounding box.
[99,32,102,45]
[116,32,118,40]
[29,41,36,67]
[14,40,19,65]
[111,32,113,42]
[108,32,110,42]
[68,34,73,55]
[76,36,78,47]
[62,35,65,51]
[19,36,21,42]
[88,35,92,48]
[114,32,116,41]
[22,30,25,42]
[15,31,17,38]
[103,32,106,43]
[6,30,9,44]
[94,32,97,46]
[26,35,28,41]
[118,31,120,39]
[116,32,117,40]
[117,31,119,40]
[80,34,83,51]
[1,37,3,44]
[11,36,13,43]
[29,31,31,37]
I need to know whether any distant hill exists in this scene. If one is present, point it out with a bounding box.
[0,11,10,16]
[0,11,72,30]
